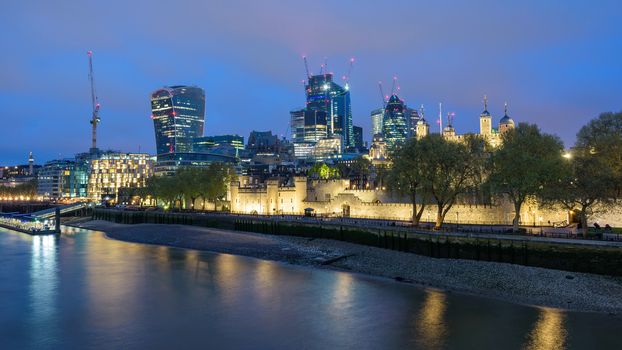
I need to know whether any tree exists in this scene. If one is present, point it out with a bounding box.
[575,111,622,198]
[543,150,613,237]
[0,179,37,198]
[543,112,622,236]
[150,175,179,210]
[308,163,340,180]
[423,134,485,229]
[387,137,428,226]
[488,123,566,232]
[177,167,202,210]
[203,163,237,211]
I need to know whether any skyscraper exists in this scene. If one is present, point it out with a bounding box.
[353,125,363,151]
[382,95,409,148]
[300,73,354,148]
[370,108,384,137]
[150,86,205,155]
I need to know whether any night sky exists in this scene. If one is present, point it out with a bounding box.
[1,0,621,165]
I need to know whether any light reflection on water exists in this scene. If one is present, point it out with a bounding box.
[415,290,448,349]
[524,308,567,350]
[29,235,59,346]
[0,227,620,349]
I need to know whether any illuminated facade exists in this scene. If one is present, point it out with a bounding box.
[88,153,154,202]
[37,159,87,199]
[371,108,384,138]
[193,135,245,153]
[150,86,205,155]
[291,109,328,158]
[311,137,342,161]
[154,152,236,177]
[442,97,512,148]
[368,134,388,161]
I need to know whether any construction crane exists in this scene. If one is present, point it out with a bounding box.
[378,81,387,108]
[302,56,311,79]
[390,75,398,96]
[87,50,101,151]
[342,57,355,90]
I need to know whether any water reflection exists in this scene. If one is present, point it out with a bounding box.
[30,235,59,343]
[85,233,141,331]
[331,272,354,312]
[254,259,277,302]
[1,227,619,349]
[524,308,567,350]
[415,289,448,350]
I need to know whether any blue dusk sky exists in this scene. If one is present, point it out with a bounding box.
[1,0,621,165]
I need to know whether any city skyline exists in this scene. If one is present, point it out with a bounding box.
[2,0,622,164]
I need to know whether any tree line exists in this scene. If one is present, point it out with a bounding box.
[122,163,237,211]
[388,111,622,235]
[0,179,37,198]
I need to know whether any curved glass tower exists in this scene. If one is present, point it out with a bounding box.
[382,94,409,148]
[150,86,205,155]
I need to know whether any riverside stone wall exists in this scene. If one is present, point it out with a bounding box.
[229,177,576,225]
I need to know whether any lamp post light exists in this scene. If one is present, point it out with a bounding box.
[532,211,536,227]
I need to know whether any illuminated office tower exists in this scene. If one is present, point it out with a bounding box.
[307,74,353,148]
[382,95,409,148]
[88,152,154,202]
[150,86,205,155]
[371,108,384,137]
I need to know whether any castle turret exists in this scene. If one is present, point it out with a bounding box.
[479,95,492,136]
[499,102,515,134]
[442,112,456,139]
[416,105,429,139]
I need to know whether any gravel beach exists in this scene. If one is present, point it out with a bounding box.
[70,219,622,314]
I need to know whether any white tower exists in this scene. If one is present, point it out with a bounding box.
[479,95,492,136]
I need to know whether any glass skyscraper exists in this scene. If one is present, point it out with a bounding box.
[382,95,409,148]
[291,73,353,155]
[150,86,205,155]
[371,108,384,137]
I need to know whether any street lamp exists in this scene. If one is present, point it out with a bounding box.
[532,210,536,227]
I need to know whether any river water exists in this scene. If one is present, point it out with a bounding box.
[0,226,620,349]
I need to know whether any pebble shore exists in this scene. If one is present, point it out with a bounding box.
[71,220,622,314]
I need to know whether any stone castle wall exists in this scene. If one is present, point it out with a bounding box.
[229,177,578,225]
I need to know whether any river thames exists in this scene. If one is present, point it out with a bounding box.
[0,226,620,349]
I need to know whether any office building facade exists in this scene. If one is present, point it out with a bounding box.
[151,86,205,155]
[371,108,384,138]
[88,153,154,202]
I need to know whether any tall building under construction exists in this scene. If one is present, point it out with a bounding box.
[290,61,354,159]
